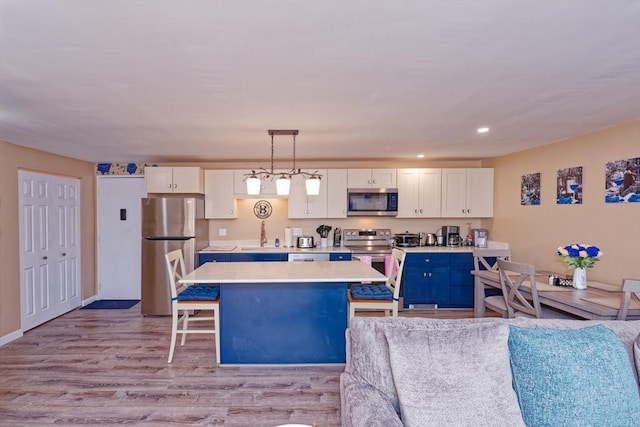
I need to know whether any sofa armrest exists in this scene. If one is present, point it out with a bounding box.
[340,372,403,427]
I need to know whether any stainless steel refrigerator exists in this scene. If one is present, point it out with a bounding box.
[141,196,207,315]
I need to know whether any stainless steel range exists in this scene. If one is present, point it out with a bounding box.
[343,228,393,274]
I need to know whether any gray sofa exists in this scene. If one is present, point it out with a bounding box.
[340,317,640,427]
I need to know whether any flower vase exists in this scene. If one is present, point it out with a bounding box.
[573,267,587,289]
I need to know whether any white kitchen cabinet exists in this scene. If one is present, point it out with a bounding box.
[326,169,348,218]
[204,170,237,219]
[396,168,442,217]
[288,170,328,218]
[347,169,396,188]
[233,170,282,197]
[441,168,494,217]
[145,166,203,193]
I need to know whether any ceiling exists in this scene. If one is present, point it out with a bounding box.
[1,1,639,164]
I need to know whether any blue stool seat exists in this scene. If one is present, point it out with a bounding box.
[351,284,393,300]
[175,285,220,301]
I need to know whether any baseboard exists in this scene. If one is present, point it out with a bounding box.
[82,295,98,307]
[0,329,23,346]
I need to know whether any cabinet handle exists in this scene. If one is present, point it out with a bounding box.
[419,209,423,213]
[415,209,418,213]
[61,252,66,256]
[42,256,48,260]
[429,272,432,277]
[425,258,430,262]
[173,184,178,189]
[168,184,172,189]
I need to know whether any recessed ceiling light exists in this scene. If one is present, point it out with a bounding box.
[477,127,490,133]
[417,154,425,158]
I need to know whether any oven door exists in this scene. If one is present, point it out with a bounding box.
[352,253,388,275]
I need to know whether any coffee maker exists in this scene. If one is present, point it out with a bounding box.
[442,225,461,247]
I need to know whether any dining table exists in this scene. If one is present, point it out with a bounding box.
[178,260,388,365]
[472,269,640,319]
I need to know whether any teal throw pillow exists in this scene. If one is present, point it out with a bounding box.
[508,324,640,427]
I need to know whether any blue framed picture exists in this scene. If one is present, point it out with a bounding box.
[605,157,640,203]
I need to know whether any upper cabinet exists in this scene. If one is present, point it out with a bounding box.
[145,167,204,194]
[396,168,442,218]
[287,170,328,219]
[441,168,494,217]
[326,169,348,218]
[204,170,237,219]
[347,169,396,188]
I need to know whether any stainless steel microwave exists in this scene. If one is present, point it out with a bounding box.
[347,188,398,217]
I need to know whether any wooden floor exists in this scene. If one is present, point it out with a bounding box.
[0,305,482,426]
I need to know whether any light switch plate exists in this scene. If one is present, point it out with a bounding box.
[218,228,227,236]
[292,227,303,236]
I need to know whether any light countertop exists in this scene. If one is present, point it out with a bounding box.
[180,260,389,284]
[201,240,509,254]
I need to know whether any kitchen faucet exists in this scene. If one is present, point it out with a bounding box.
[260,220,267,247]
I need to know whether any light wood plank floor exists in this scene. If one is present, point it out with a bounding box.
[0,305,485,426]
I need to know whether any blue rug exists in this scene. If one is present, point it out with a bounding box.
[81,300,140,309]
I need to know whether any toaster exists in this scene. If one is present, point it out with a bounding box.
[297,236,315,248]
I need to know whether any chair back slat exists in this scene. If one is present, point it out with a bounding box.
[617,278,640,320]
[497,258,542,318]
[388,248,406,300]
[165,249,187,299]
[473,249,511,272]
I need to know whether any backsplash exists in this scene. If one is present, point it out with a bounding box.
[207,198,483,245]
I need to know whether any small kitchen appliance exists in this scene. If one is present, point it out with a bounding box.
[442,225,460,247]
[471,228,489,248]
[393,232,420,248]
[297,235,315,248]
[333,227,342,247]
[424,233,437,246]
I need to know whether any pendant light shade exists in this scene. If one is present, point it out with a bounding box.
[305,176,321,196]
[276,175,291,196]
[246,174,261,195]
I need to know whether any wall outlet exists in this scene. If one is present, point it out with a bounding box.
[292,227,303,236]
[218,228,227,237]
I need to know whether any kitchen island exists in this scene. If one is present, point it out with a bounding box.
[179,260,387,365]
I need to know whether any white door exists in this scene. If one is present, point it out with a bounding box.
[19,171,81,331]
[97,176,145,299]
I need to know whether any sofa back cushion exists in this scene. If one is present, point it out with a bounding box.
[344,317,501,413]
[385,322,525,427]
[508,324,640,426]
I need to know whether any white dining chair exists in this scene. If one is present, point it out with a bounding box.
[617,278,640,320]
[165,249,220,363]
[473,248,511,317]
[348,248,405,321]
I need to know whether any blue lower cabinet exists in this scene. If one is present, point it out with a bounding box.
[228,253,288,262]
[330,252,352,261]
[219,281,347,364]
[448,253,475,308]
[402,252,475,308]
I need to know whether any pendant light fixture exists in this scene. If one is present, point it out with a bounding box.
[244,130,322,197]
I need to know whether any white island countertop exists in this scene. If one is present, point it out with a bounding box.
[180,260,388,284]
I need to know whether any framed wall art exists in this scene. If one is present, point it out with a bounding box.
[605,157,640,203]
[521,173,541,205]
[557,166,583,204]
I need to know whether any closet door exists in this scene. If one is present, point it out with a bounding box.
[19,171,80,331]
